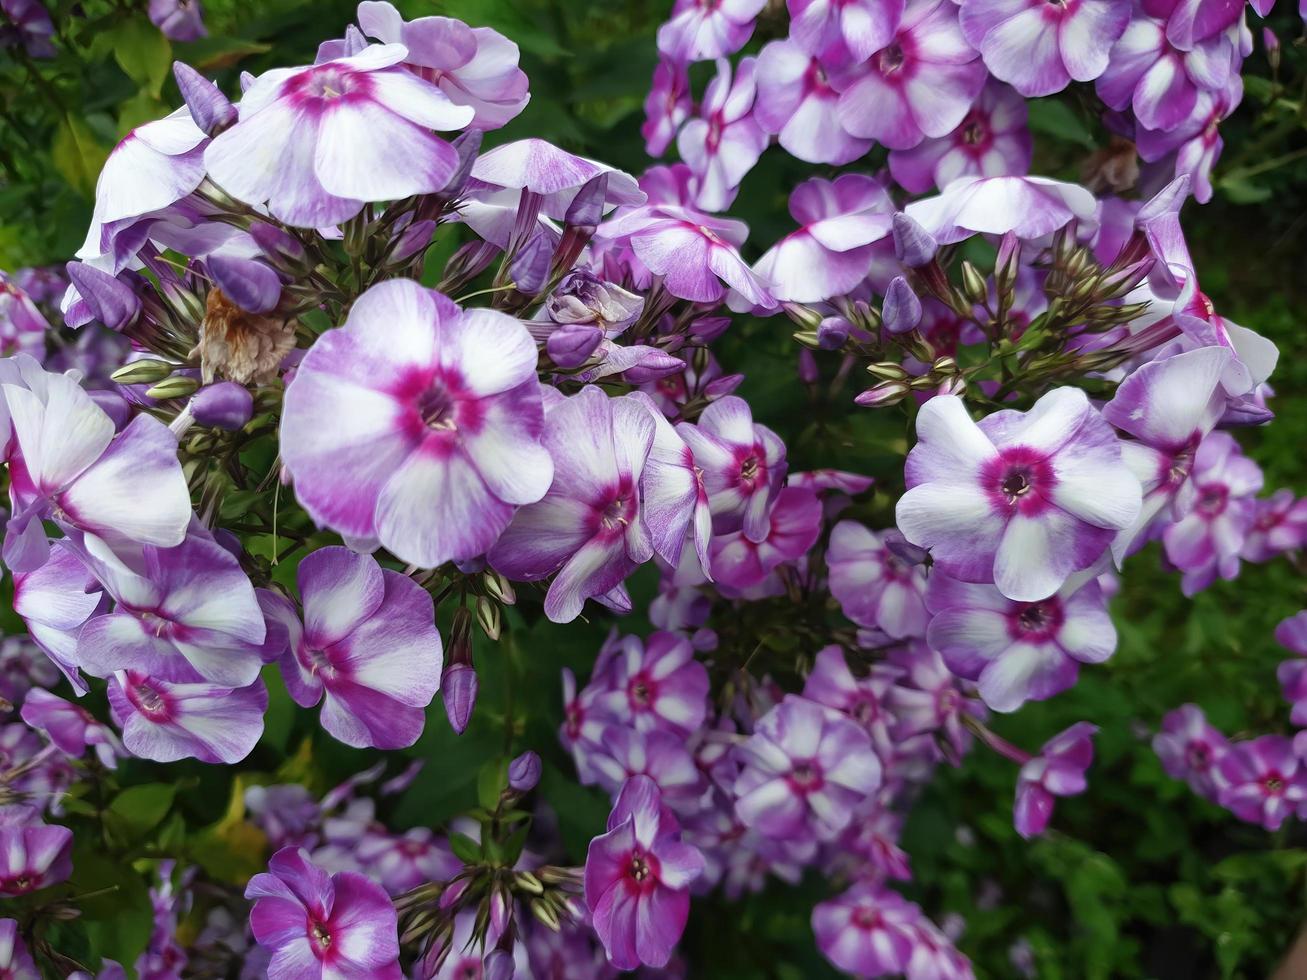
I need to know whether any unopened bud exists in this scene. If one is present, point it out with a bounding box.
[865,361,908,381]
[111,359,175,385]
[476,595,501,641]
[249,222,308,274]
[508,750,541,793]
[145,375,201,401]
[483,572,516,606]
[484,949,515,980]
[508,233,552,296]
[892,212,937,267]
[191,382,254,430]
[781,302,823,331]
[66,262,140,331]
[792,329,821,350]
[797,348,819,384]
[173,61,236,136]
[854,380,910,408]
[443,663,478,735]
[514,871,545,895]
[960,261,988,306]
[530,897,561,932]
[881,276,922,335]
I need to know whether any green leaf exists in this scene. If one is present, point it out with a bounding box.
[174,35,271,70]
[449,831,483,864]
[69,846,154,968]
[52,116,109,198]
[1026,99,1096,149]
[107,783,177,840]
[110,17,173,97]
[477,756,509,811]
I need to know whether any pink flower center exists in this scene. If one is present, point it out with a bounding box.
[310,918,333,953]
[852,906,883,930]
[1263,773,1285,795]
[851,697,880,725]
[959,111,992,151]
[599,485,637,535]
[876,43,907,75]
[296,66,364,103]
[127,679,173,722]
[628,673,657,710]
[417,384,458,431]
[624,848,661,893]
[1194,484,1228,517]
[299,642,338,680]
[1186,742,1212,771]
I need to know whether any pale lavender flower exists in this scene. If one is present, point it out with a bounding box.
[1013,722,1097,838]
[0,638,58,711]
[331,2,530,129]
[245,784,322,850]
[886,640,980,759]
[896,389,1141,602]
[205,46,474,228]
[1217,735,1306,831]
[148,0,206,41]
[259,546,443,749]
[0,808,72,896]
[584,775,705,971]
[834,0,987,151]
[0,919,38,978]
[1242,490,1307,562]
[802,646,903,757]
[0,0,55,57]
[107,669,267,764]
[789,0,905,61]
[903,174,1098,245]
[959,0,1129,96]
[812,882,919,978]
[247,846,401,979]
[586,725,705,806]
[888,81,1032,194]
[1136,79,1242,204]
[1096,13,1236,132]
[1161,431,1262,595]
[0,275,49,360]
[1153,703,1229,802]
[356,828,459,895]
[11,543,104,693]
[679,57,768,211]
[754,40,872,165]
[1277,612,1307,656]
[733,694,882,840]
[676,395,786,543]
[827,522,929,638]
[2,359,191,573]
[72,529,266,688]
[752,174,894,303]
[710,487,819,592]
[657,0,766,61]
[20,689,120,768]
[904,917,975,979]
[281,279,552,568]
[925,571,1116,712]
[468,138,645,222]
[590,632,710,737]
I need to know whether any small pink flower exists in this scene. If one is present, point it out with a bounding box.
[678,57,768,211]
[1014,721,1097,838]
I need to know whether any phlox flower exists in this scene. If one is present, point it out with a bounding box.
[789,0,906,62]
[11,543,104,693]
[70,529,266,688]
[1,0,55,57]
[903,174,1098,245]
[733,694,882,841]
[657,0,766,61]
[584,775,705,971]
[0,276,48,360]
[282,278,552,568]
[827,521,929,639]
[149,0,206,41]
[0,919,38,979]
[355,827,459,895]
[1153,703,1229,802]
[468,138,645,221]
[896,389,1141,603]
[834,0,987,151]
[1217,735,1306,831]
[107,669,267,764]
[959,0,1130,97]
[752,174,894,303]
[802,645,904,758]
[755,40,873,165]
[2,356,191,573]
[1160,431,1262,595]
[812,882,920,978]
[327,2,530,129]
[590,631,710,737]
[205,45,474,228]
[644,59,693,157]
[925,571,1116,712]
[0,808,72,896]
[489,387,662,622]
[1242,490,1307,562]
[586,725,705,807]
[710,486,823,591]
[887,641,981,758]
[19,689,121,768]
[259,546,443,749]
[1136,79,1242,203]
[676,395,787,543]
[1013,721,1097,838]
[247,847,401,979]
[678,57,768,211]
[888,81,1031,194]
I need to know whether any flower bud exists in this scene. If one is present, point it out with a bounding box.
[207,255,282,315]
[508,751,541,793]
[781,301,823,331]
[508,233,552,296]
[484,949,515,980]
[249,221,308,274]
[881,276,922,335]
[792,329,821,350]
[884,530,930,566]
[111,358,175,385]
[546,322,603,368]
[66,262,140,331]
[476,595,501,641]
[960,261,988,306]
[482,571,516,606]
[191,382,254,430]
[173,61,236,136]
[703,373,744,399]
[546,270,643,327]
[892,212,937,268]
[854,380,909,407]
[1265,28,1280,71]
[390,218,437,265]
[145,375,201,400]
[865,361,908,381]
[565,173,608,230]
[797,348,818,384]
[443,129,483,199]
[817,316,851,349]
[443,663,478,735]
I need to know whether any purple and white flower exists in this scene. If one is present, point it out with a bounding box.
[1013,721,1097,838]
[1153,703,1229,802]
[107,669,267,764]
[679,57,768,211]
[827,522,929,639]
[1217,735,1306,831]
[0,808,72,896]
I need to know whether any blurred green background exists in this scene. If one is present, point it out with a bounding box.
[2,1,1305,976]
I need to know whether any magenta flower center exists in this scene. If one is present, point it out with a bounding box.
[788,759,825,792]
[417,384,458,430]
[1263,773,1284,795]
[299,641,338,679]
[310,917,333,953]
[127,679,172,722]
[1185,742,1212,771]
[294,66,365,104]
[959,111,993,151]
[851,906,883,930]
[983,447,1056,516]
[628,673,657,710]
[851,697,881,725]
[876,43,907,75]
[599,485,637,534]
[1194,484,1228,517]
[1010,597,1064,641]
[624,848,661,893]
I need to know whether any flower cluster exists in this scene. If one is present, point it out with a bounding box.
[647,0,1273,204]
